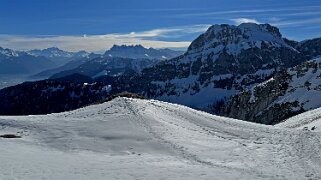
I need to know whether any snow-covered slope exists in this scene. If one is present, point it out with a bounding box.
[276,106,321,131]
[1,97,320,179]
[223,57,321,124]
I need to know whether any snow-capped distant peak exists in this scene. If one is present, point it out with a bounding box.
[0,47,21,57]
[103,44,183,60]
[27,47,89,59]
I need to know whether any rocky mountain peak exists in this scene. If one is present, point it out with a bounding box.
[104,44,182,60]
[238,23,282,38]
[45,47,61,51]
[110,44,145,51]
[187,23,286,56]
[27,47,74,58]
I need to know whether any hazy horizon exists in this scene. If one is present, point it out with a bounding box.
[1,0,321,52]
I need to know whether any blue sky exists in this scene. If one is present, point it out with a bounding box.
[0,0,321,52]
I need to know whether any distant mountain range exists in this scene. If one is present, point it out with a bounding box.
[104,44,183,59]
[1,23,321,125]
[0,45,183,85]
[27,47,91,66]
[34,45,183,79]
[0,47,56,75]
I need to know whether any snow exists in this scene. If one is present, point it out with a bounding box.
[102,85,112,92]
[1,97,321,179]
[248,77,275,103]
[83,82,97,86]
[157,85,236,109]
[0,47,21,57]
[185,23,292,63]
[255,69,274,76]
[257,77,275,87]
[212,74,233,81]
[273,57,321,110]
[152,76,236,109]
[276,106,321,131]
[249,87,257,103]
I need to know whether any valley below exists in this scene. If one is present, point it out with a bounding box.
[0,75,37,90]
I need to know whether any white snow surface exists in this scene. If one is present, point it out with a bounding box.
[277,106,321,131]
[0,97,321,179]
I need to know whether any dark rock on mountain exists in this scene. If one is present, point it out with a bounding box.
[283,38,299,48]
[0,79,110,115]
[297,37,321,60]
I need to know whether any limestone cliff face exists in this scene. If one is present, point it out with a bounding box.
[222,58,321,125]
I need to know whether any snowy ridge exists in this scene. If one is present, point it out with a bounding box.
[277,106,321,130]
[27,47,92,66]
[0,97,321,179]
[27,47,89,59]
[257,57,321,110]
[275,57,321,109]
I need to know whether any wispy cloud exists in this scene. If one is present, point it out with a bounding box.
[231,18,261,25]
[178,6,321,18]
[106,24,211,39]
[271,17,321,28]
[0,25,211,52]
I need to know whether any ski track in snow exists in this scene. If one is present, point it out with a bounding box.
[0,97,321,179]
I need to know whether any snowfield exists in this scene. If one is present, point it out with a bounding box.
[0,97,321,179]
[277,106,321,131]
